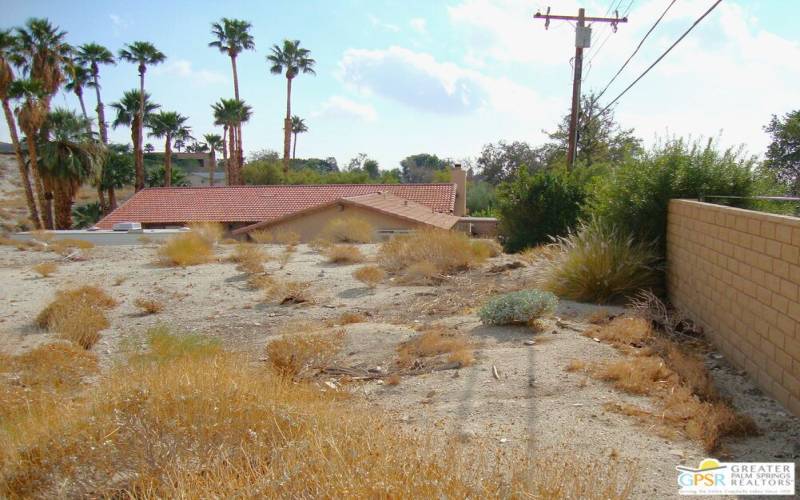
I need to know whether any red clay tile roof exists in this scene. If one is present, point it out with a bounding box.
[95,184,456,229]
[233,192,460,235]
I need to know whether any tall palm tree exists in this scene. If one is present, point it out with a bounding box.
[267,40,315,173]
[64,61,92,134]
[209,18,254,101]
[203,133,223,186]
[147,111,191,187]
[0,30,40,228]
[118,41,166,192]
[38,108,105,228]
[75,43,115,145]
[110,90,159,192]
[290,115,308,159]
[212,98,250,185]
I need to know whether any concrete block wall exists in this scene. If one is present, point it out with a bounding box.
[667,199,800,416]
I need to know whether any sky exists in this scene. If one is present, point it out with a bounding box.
[2,0,799,171]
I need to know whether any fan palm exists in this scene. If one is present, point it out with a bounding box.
[203,133,223,186]
[0,29,41,228]
[14,18,71,102]
[64,61,92,134]
[75,43,115,145]
[111,89,160,195]
[38,108,105,228]
[147,111,191,187]
[118,41,166,191]
[209,18,254,101]
[290,115,308,159]
[267,39,315,173]
[212,98,251,185]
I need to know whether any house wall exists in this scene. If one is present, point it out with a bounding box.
[667,199,800,415]
[259,204,422,242]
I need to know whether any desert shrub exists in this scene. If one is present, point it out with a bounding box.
[397,327,474,368]
[496,166,586,252]
[134,297,164,315]
[309,237,333,253]
[49,238,95,255]
[337,312,366,324]
[230,243,267,274]
[36,286,116,349]
[479,289,558,325]
[378,229,484,278]
[274,228,300,246]
[320,216,374,243]
[539,219,662,303]
[278,244,296,269]
[0,328,636,498]
[324,244,365,264]
[586,138,761,255]
[470,239,502,259]
[398,261,441,285]
[590,316,654,347]
[265,329,345,377]
[352,265,385,288]
[32,262,57,277]
[158,232,214,267]
[188,222,224,245]
[249,230,273,244]
[262,279,313,305]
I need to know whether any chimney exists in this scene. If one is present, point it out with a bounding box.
[451,163,467,217]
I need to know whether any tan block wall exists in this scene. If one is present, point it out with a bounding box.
[667,199,800,415]
[264,204,422,242]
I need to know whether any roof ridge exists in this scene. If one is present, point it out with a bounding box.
[141,183,456,191]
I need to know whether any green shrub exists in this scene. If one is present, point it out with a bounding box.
[586,138,760,253]
[479,289,558,325]
[496,166,586,252]
[539,219,661,304]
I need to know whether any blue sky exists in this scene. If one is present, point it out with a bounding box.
[3,0,799,171]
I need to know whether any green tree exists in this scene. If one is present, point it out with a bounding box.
[101,143,135,207]
[290,115,307,159]
[118,41,166,192]
[110,90,160,181]
[0,29,41,228]
[63,61,92,134]
[764,110,800,195]
[476,141,546,185]
[212,97,251,185]
[75,43,115,145]
[209,18,254,102]
[203,133,224,186]
[467,180,497,216]
[267,39,315,173]
[363,159,379,179]
[400,153,446,183]
[147,111,192,187]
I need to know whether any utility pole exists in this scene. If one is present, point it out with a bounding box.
[534,7,627,170]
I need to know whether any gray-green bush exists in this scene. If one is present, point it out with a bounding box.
[479,289,558,325]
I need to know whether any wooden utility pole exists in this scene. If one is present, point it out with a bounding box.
[534,7,627,170]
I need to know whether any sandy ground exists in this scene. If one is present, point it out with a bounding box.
[1,242,798,498]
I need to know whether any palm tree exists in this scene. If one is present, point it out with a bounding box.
[209,18,254,101]
[75,43,115,145]
[38,108,105,228]
[203,133,223,186]
[110,90,160,191]
[144,142,154,153]
[147,111,191,187]
[212,98,251,185]
[64,61,92,134]
[0,29,41,228]
[267,40,315,173]
[118,41,166,192]
[290,115,308,159]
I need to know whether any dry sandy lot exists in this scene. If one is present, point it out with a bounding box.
[1,241,798,498]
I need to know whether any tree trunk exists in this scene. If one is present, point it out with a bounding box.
[221,125,229,185]
[132,118,142,190]
[53,182,74,230]
[135,68,146,191]
[76,89,93,136]
[2,98,41,229]
[282,77,292,173]
[231,55,240,101]
[209,150,216,186]
[108,185,117,210]
[164,134,172,188]
[26,133,53,229]
[292,132,298,159]
[93,68,109,144]
[230,125,239,185]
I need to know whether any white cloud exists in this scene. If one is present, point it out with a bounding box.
[108,13,130,36]
[410,18,428,35]
[152,60,228,86]
[368,14,400,33]
[313,96,378,122]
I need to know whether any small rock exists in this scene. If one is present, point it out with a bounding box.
[669,449,685,457]
[375,380,385,385]
[572,403,583,407]
[592,338,601,342]
[524,340,535,346]
[711,353,724,360]
[499,438,508,444]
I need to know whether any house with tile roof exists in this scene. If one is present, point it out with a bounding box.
[94,166,495,241]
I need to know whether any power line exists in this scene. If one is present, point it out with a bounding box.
[582,0,636,82]
[600,0,723,113]
[595,0,678,100]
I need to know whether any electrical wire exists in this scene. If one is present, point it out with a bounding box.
[582,0,636,82]
[600,0,724,112]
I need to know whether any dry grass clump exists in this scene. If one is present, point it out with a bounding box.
[470,239,502,259]
[265,328,345,378]
[324,244,365,264]
[188,222,223,245]
[36,285,117,349]
[262,279,313,305]
[278,244,297,269]
[229,243,268,274]
[134,297,164,315]
[320,216,374,243]
[158,232,215,267]
[0,327,635,499]
[274,228,300,246]
[595,357,677,395]
[248,230,273,244]
[565,359,587,372]
[32,262,57,277]
[588,316,654,347]
[398,261,441,285]
[353,265,385,288]
[378,229,487,282]
[309,237,333,253]
[397,327,474,368]
[49,238,95,255]
[337,311,367,324]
